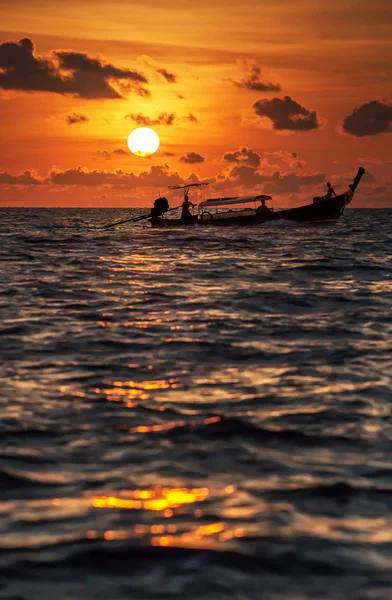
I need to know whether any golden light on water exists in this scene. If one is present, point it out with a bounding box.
[130,415,221,434]
[92,487,209,511]
[87,485,245,549]
[85,520,244,549]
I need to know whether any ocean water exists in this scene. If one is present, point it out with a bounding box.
[1,207,392,600]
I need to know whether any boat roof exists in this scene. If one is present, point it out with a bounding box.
[199,194,272,208]
[168,182,209,190]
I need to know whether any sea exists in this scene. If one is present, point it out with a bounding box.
[1,207,392,600]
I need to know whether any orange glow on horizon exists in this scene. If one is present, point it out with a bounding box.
[0,1,390,207]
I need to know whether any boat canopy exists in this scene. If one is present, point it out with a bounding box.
[199,194,272,208]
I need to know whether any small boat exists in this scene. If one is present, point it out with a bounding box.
[150,168,365,227]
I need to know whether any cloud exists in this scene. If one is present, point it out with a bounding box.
[223,147,261,167]
[125,112,175,125]
[255,170,325,194]
[358,157,392,166]
[253,96,320,131]
[266,150,304,169]
[231,61,282,92]
[48,164,193,188]
[342,100,392,137]
[67,113,89,125]
[0,164,204,192]
[328,170,376,190]
[92,193,107,203]
[95,149,128,159]
[0,170,42,185]
[0,38,149,98]
[156,67,177,83]
[179,152,205,164]
[213,160,325,195]
[138,55,177,83]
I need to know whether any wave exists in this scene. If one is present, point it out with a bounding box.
[0,536,351,576]
[129,415,366,448]
[0,467,64,491]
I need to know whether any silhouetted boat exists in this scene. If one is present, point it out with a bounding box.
[150,168,365,227]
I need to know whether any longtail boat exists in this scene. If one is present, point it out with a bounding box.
[150,168,365,227]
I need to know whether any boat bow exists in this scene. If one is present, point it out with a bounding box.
[345,166,365,206]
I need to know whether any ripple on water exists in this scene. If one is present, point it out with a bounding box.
[1,208,392,599]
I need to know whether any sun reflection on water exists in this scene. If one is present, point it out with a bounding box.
[91,377,182,405]
[86,519,245,550]
[130,415,221,434]
[88,485,246,549]
[92,486,209,512]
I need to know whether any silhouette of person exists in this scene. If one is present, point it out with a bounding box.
[255,198,272,218]
[325,182,336,200]
[313,182,336,204]
[181,190,196,221]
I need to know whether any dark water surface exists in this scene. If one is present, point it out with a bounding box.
[1,208,392,599]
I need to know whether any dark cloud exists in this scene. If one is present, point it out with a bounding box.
[231,64,281,92]
[329,170,376,190]
[223,147,261,167]
[125,112,175,125]
[253,96,320,131]
[67,113,89,125]
[268,150,304,169]
[186,113,198,123]
[0,170,42,185]
[223,165,265,188]
[179,152,205,164]
[0,38,149,98]
[342,100,392,137]
[49,168,110,186]
[95,149,128,159]
[214,163,325,195]
[156,67,177,83]
[1,164,198,190]
[257,170,325,194]
[48,164,190,188]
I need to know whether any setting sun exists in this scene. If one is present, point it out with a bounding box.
[127,127,160,157]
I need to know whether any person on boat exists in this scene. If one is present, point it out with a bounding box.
[313,182,336,203]
[150,197,169,224]
[255,198,272,218]
[325,182,336,200]
[180,190,196,221]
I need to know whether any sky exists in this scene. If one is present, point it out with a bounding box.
[0,0,391,207]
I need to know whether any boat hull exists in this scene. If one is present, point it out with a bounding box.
[271,192,351,223]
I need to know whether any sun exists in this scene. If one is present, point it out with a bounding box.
[127,127,160,157]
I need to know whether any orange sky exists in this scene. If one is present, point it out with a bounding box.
[0,0,391,207]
